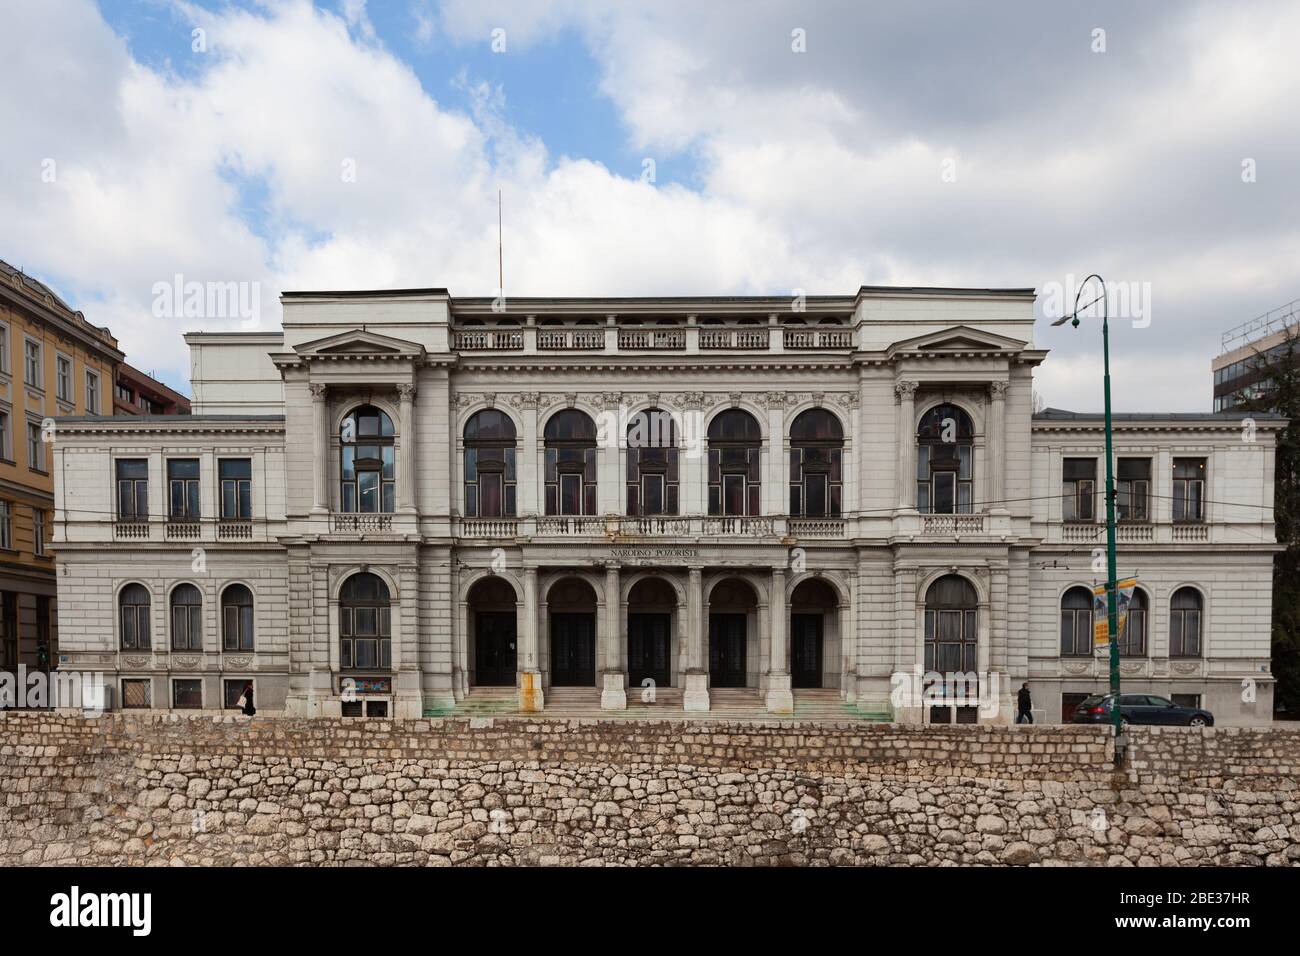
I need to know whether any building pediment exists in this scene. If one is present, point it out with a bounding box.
[294,328,426,360]
[887,326,1028,357]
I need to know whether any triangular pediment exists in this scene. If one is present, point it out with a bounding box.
[888,325,1028,355]
[295,328,425,358]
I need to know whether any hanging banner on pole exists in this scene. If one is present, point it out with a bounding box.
[1094,577,1137,653]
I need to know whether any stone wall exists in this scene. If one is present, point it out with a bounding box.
[1,714,1297,866]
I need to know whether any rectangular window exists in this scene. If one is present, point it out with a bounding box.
[1171,693,1201,709]
[1062,458,1095,521]
[0,325,7,372]
[121,679,151,709]
[1173,457,1206,522]
[0,502,10,551]
[85,370,100,414]
[219,458,252,519]
[1060,606,1092,656]
[0,411,9,461]
[167,459,200,519]
[172,679,202,709]
[23,339,41,388]
[56,355,72,402]
[116,459,149,520]
[1116,458,1151,522]
[224,680,250,710]
[1170,607,1202,657]
[27,422,45,472]
[33,508,46,556]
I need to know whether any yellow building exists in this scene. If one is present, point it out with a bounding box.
[0,261,122,673]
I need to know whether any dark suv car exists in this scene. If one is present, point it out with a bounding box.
[1070,693,1214,727]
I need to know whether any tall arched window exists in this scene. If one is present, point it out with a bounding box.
[222,584,255,652]
[707,409,762,516]
[1169,587,1202,657]
[1060,586,1093,657]
[925,575,977,672]
[789,408,843,517]
[120,584,151,650]
[464,410,517,517]
[627,408,678,515]
[544,409,597,516]
[170,583,203,651]
[1119,588,1148,657]
[340,405,395,514]
[917,404,974,514]
[340,572,391,670]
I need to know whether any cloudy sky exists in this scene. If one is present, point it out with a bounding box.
[2,0,1298,410]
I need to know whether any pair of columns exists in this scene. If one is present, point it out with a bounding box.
[309,381,417,515]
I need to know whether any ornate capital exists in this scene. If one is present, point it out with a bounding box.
[894,380,918,401]
[508,392,542,409]
[396,383,418,402]
[597,391,623,411]
[677,391,705,410]
[308,383,328,400]
[989,381,1009,399]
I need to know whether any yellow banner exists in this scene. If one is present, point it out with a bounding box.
[1093,578,1138,652]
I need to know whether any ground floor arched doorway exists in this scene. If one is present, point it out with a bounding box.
[548,577,597,686]
[708,577,756,688]
[468,576,517,686]
[791,578,838,688]
[627,577,674,689]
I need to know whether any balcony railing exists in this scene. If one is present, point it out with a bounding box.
[451,324,856,354]
[920,514,987,536]
[165,520,201,540]
[783,328,854,349]
[701,515,775,536]
[537,329,604,350]
[114,521,151,540]
[217,520,254,540]
[330,513,394,533]
[617,329,685,350]
[536,516,606,536]
[454,329,524,351]
[1172,523,1209,542]
[459,518,520,538]
[617,516,694,536]
[699,329,769,350]
[786,517,846,538]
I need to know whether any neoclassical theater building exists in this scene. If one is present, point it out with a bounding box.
[50,286,1281,724]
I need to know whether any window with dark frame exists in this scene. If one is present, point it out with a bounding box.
[169,583,203,651]
[224,679,251,709]
[543,409,598,516]
[24,340,40,388]
[924,576,979,702]
[340,406,396,513]
[1172,457,1206,522]
[119,583,151,650]
[219,458,252,519]
[1119,588,1148,657]
[172,679,202,709]
[1116,457,1151,522]
[116,459,148,520]
[167,459,200,519]
[27,421,44,472]
[121,679,151,709]
[626,408,679,516]
[33,508,46,556]
[788,408,843,517]
[1169,587,1203,657]
[463,410,517,517]
[221,584,254,651]
[1059,586,1093,656]
[916,404,973,515]
[1061,458,1095,521]
[56,355,71,402]
[339,572,391,671]
[0,501,9,551]
[707,409,762,516]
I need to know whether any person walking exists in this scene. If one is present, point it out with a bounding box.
[1017,682,1033,724]
[237,681,256,717]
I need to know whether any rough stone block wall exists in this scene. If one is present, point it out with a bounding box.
[1,715,1297,866]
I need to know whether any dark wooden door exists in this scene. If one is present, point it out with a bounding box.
[550,613,595,686]
[791,613,823,688]
[474,611,516,686]
[708,613,747,687]
[628,613,671,688]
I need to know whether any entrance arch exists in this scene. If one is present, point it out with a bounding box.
[467,576,518,687]
[547,577,598,686]
[707,577,757,688]
[790,578,839,689]
[627,577,676,689]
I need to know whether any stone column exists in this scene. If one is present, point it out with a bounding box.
[520,567,544,711]
[765,567,793,713]
[989,381,1007,513]
[397,383,417,514]
[601,563,626,709]
[895,380,917,510]
[310,383,329,514]
[683,566,709,711]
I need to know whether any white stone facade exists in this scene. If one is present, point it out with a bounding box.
[51,287,1282,724]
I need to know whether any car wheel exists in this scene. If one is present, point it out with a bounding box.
[1189,716,1207,727]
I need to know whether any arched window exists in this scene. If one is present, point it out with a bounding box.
[1119,588,1148,657]
[340,405,395,514]
[340,572,391,670]
[544,409,597,516]
[222,584,255,652]
[120,584,151,651]
[170,583,203,652]
[1060,586,1093,657]
[789,408,843,517]
[627,408,678,515]
[1169,587,1202,657]
[464,410,517,517]
[707,409,762,516]
[917,404,974,514]
[924,575,977,672]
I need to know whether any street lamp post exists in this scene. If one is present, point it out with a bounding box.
[1052,274,1123,746]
